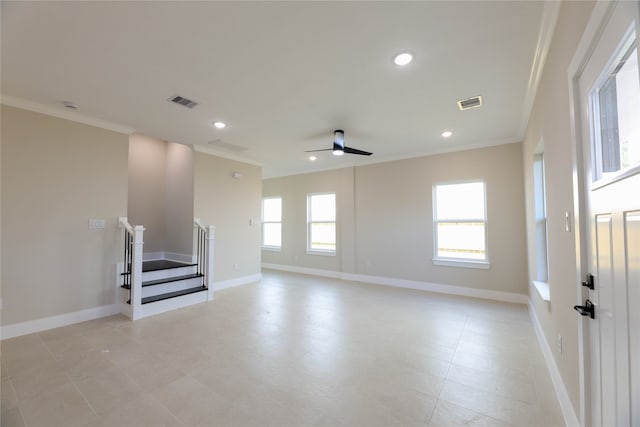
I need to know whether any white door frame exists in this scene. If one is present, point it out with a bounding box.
[567,1,635,425]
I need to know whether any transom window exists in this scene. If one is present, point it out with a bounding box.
[591,34,640,182]
[262,197,282,249]
[433,181,488,268]
[307,193,336,254]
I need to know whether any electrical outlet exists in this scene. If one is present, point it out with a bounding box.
[557,333,563,354]
[233,263,239,270]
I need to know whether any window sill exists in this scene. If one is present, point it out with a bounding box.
[262,247,281,252]
[532,280,550,302]
[432,258,490,270]
[306,250,336,257]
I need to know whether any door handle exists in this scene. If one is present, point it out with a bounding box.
[574,299,595,319]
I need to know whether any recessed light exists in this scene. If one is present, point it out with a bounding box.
[212,121,226,129]
[393,52,413,66]
[441,131,453,138]
[309,155,317,161]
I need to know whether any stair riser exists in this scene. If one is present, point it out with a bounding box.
[138,291,208,319]
[142,266,198,282]
[142,277,205,298]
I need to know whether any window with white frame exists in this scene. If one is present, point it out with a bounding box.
[433,181,488,267]
[262,197,282,249]
[533,154,549,283]
[591,36,640,181]
[307,193,336,254]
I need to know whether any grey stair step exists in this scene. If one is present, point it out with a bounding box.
[142,273,204,287]
[140,286,207,305]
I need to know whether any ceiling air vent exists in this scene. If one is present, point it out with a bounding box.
[457,95,483,111]
[167,94,198,109]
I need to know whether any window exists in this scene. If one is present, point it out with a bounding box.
[433,181,488,268]
[262,197,282,249]
[307,193,336,254]
[592,35,640,182]
[533,154,549,283]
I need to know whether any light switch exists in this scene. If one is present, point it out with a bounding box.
[88,219,106,229]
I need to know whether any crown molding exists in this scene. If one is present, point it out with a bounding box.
[193,144,263,167]
[1,94,135,135]
[518,0,562,138]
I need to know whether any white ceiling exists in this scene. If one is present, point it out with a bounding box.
[1,1,551,178]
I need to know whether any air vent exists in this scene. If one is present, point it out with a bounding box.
[457,95,483,111]
[207,139,248,153]
[167,94,198,109]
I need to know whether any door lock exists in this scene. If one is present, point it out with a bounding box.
[574,299,595,319]
[582,274,594,290]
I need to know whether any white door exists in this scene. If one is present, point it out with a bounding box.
[576,2,640,426]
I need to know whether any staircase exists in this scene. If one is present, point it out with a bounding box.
[118,218,215,320]
[124,258,205,298]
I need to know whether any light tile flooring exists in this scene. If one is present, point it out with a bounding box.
[1,271,565,427]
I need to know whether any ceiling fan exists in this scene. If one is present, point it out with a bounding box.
[305,130,373,156]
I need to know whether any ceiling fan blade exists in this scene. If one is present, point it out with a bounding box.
[343,146,373,156]
[304,148,334,153]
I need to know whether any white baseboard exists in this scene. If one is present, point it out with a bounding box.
[143,252,164,261]
[1,304,120,340]
[143,252,193,263]
[529,302,579,427]
[343,272,528,304]
[215,274,262,291]
[165,252,193,263]
[261,263,342,279]
[262,263,527,304]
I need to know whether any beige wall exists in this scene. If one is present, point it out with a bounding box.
[522,1,595,415]
[165,142,194,256]
[1,105,129,325]
[193,151,261,282]
[263,168,351,272]
[263,143,528,296]
[356,143,527,294]
[128,134,167,253]
[128,134,194,257]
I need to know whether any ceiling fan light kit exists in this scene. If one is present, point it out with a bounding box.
[333,129,345,156]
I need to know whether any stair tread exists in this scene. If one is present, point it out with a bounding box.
[141,286,207,304]
[143,273,204,287]
[142,259,196,272]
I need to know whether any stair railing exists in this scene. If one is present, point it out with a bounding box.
[118,217,145,319]
[194,218,215,300]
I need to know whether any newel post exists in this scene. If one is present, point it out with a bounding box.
[206,225,215,300]
[131,225,145,320]
[193,218,201,264]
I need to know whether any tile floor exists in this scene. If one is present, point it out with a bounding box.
[1,270,565,427]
